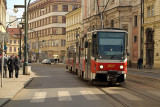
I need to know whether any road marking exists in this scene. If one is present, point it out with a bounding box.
[147,91,160,96]
[80,91,100,100]
[58,91,72,101]
[31,92,47,103]
[119,91,142,100]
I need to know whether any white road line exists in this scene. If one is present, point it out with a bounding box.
[80,91,100,100]
[58,91,72,101]
[30,92,47,103]
[147,91,160,96]
[119,91,142,100]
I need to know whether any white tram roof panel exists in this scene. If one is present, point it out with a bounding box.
[87,28,128,34]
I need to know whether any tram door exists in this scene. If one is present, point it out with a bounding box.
[85,42,91,80]
[73,52,76,73]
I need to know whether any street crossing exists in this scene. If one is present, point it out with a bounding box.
[30,90,160,103]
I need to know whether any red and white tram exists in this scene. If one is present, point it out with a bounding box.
[66,28,128,85]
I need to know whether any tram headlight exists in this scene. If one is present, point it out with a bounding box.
[120,65,124,69]
[100,65,104,69]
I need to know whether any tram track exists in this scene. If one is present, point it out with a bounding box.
[96,87,130,107]
[94,77,160,107]
[124,79,160,102]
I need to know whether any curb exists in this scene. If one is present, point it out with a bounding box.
[0,77,34,107]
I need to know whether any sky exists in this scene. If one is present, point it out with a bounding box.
[7,0,36,18]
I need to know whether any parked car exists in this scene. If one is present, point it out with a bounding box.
[50,59,55,63]
[42,59,51,65]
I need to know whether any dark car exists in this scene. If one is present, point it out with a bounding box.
[28,59,32,63]
[42,59,51,65]
[50,59,55,63]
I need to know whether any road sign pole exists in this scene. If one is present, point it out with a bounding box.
[1,34,4,87]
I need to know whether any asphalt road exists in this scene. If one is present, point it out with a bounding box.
[3,64,160,107]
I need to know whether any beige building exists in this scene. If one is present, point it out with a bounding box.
[81,0,142,67]
[6,28,22,57]
[0,0,7,32]
[66,8,81,55]
[143,0,160,68]
[28,0,81,62]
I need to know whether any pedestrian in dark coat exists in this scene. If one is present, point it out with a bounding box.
[137,58,140,69]
[7,56,15,78]
[14,56,20,78]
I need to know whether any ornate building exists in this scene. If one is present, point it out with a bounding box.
[0,0,7,32]
[6,28,22,57]
[81,0,143,67]
[143,0,160,68]
[28,0,81,62]
[66,8,81,57]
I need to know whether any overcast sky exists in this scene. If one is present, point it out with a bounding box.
[7,0,36,18]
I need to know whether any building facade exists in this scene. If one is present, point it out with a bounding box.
[28,0,81,62]
[66,8,81,58]
[6,28,22,57]
[143,0,160,68]
[0,0,7,32]
[81,0,142,67]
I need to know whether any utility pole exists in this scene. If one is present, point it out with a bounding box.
[95,0,110,28]
[1,34,4,87]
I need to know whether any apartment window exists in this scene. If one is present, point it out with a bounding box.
[14,47,16,52]
[62,28,66,35]
[52,28,58,34]
[49,6,51,12]
[10,40,12,44]
[52,5,58,11]
[147,7,150,17]
[52,16,58,23]
[61,39,66,47]
[48,28,50,35]
[151,5,154,16]
[134,36,137,43]
[111,20,114,28]
[62,16,66,23]
[37,11,39,17]
[134,15,137,27]
[9,47,12,52]
[62,5,68,12]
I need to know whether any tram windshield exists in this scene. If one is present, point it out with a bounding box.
[98,32,126,60]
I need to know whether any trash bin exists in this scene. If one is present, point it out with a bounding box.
[25,66,31,75]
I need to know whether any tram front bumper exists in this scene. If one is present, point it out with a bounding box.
[96,71,126,74]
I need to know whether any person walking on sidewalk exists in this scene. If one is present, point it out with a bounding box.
[0,55,8,78]
[137,58,140,69]
[7,55,15,78]
[139,57,143,69]
[14,56,20,78]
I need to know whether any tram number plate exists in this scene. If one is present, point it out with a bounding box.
[108,64,115,67]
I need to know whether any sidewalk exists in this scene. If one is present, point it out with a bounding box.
[127,68,160,80]
[0,68,34,107]
[128,68,160,74]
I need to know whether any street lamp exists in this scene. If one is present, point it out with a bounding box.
[13,0,35,75]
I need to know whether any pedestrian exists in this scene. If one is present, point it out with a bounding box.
[14,56,20,78]
[7,55,15,78]
[139,57,143,69]
[0,55,8,78]
[137,58,140,69]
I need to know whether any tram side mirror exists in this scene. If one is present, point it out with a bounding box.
[85,41,88,48]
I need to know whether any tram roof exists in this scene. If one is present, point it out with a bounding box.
[87,28,128,34]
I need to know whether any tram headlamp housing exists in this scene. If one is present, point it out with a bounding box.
[120,65,124,69]
[100,65,104,69]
